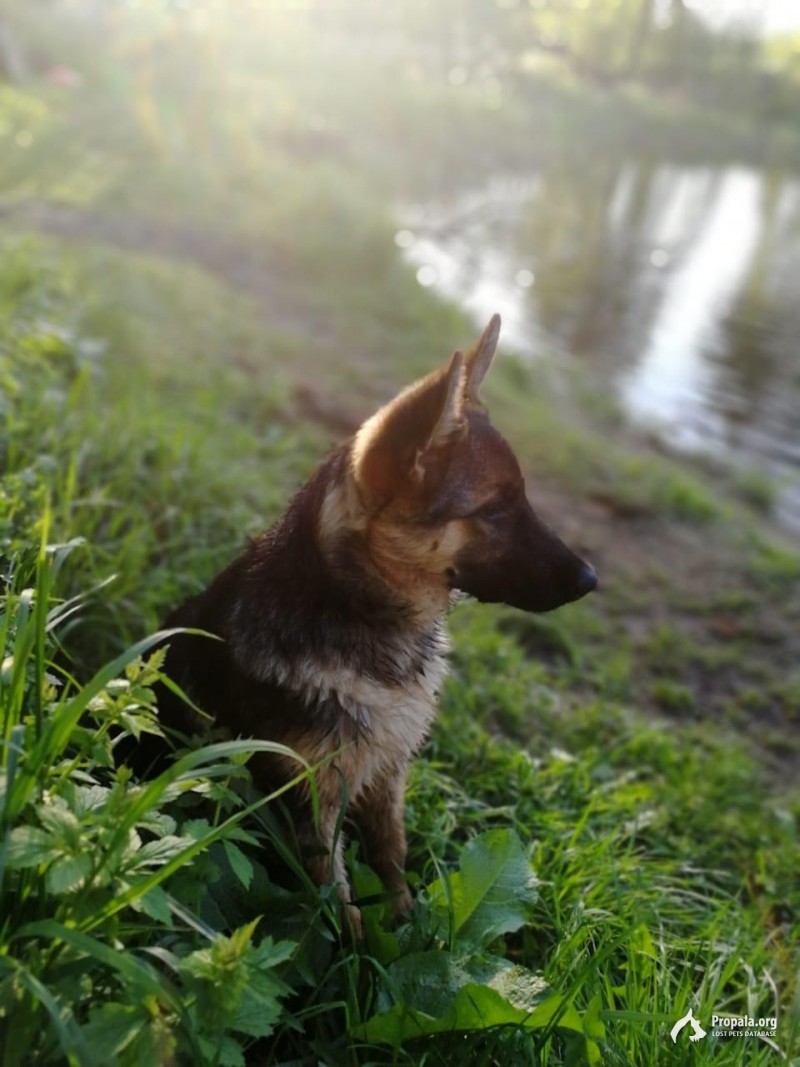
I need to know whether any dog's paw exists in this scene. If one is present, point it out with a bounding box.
[391,884,413,918]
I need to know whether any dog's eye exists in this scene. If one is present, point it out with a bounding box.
[476,500,508,523]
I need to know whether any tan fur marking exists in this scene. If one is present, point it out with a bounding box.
[282,653,448,790]
[366,517,470,624]
[317,475,367,546]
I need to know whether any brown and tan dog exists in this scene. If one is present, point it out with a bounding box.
[149,314,596,934]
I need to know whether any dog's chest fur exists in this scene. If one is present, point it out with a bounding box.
[240,624,450,799]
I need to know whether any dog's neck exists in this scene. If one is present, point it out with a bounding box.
[230,446,449,689]
[315,445,453,629]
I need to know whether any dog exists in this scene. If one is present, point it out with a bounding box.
[150,314,596,935]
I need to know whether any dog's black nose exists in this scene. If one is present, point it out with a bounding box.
[574,562,598,599]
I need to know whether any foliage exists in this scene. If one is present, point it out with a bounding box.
[0,544,303,1065]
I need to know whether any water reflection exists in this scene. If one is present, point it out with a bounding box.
[400,162,800,528]
[621,167,762,451]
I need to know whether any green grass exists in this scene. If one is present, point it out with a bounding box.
[2,242,798,1064]
[0,240,318,667]
[747,536,800,588]
[733,469,777,516]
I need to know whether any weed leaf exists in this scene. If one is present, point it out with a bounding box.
[5,825,56,868]
[82,1002,151,1061]
[428,827,538,948]
[223,840,254,890]
[357,979,583,1045]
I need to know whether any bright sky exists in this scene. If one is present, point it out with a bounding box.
[686,0,800,34]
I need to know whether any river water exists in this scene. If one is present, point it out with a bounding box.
[398,163,800,531]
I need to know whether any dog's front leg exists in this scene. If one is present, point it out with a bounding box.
[299,791,362,940]
[351,766,413,917]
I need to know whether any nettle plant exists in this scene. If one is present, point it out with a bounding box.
[0,531,308,1066]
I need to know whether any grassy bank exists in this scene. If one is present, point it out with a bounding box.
[2,12,800,1064]
[2,232,798,1063]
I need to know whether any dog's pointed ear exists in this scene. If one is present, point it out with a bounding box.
[464,313,501,405]
[410,350,466,484]
[352,351,467,508]
[426,350,467,445]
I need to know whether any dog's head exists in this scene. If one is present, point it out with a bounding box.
[334,314,596,615]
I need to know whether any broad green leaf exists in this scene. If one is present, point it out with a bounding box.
[183,818,212,840]
[45,852,92,894]
[384,951,474,1018]
[586,1038,603,1066]
[350,855,400,965]
[4,630,185,825]
[5,825,57,868]
[584,992,605,1040]
[580,994,606,1066]
[137,885,172,925]
[630,923,656,960]
[228,916,261,956]
[249,937,295,971]
[72,784,111,814]
[234,937,293,1039]
[120,1013,178,1067]
[199,1034,245,1067]
[38,800,82,841]
[354,950,559,1046]
[383,951,548,1019]
[224,826,260,847]
[356,982,584,1045]
[487,962,551,1012]
[83,743,312,934]
[134,834,198,867]
[223,840,253,890]
[428,828,538,948]
[176,928,293,1044]
[83,1002,146,1060]
[234,986,286,1040]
